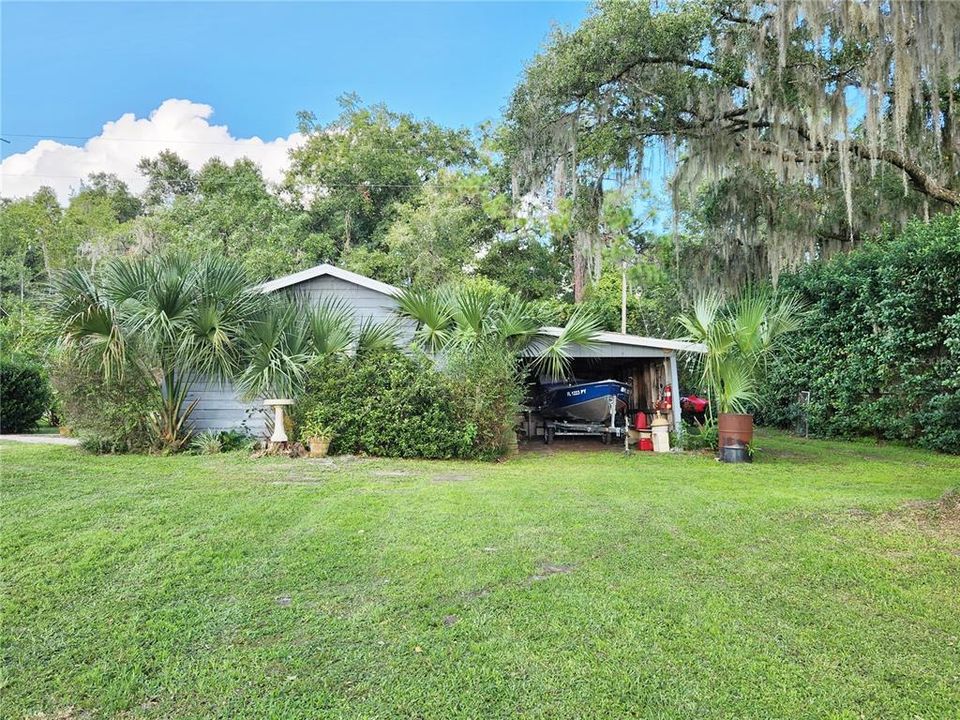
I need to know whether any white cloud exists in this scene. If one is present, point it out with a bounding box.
[0,99,305,203]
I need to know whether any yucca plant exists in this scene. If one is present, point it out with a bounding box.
[677,287,806,415]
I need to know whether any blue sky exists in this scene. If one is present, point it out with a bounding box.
[2,2,587,160]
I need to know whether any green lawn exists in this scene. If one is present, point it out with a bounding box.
[2,433,958,719]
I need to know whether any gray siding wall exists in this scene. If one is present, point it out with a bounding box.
[186,274,414,438]
[185,376,269,437]
[290,275,410,338]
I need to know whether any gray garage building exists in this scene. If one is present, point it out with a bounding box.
[185,264,414,437]
[186,264,700,437]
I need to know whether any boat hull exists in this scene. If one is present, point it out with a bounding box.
[540,380,631,423]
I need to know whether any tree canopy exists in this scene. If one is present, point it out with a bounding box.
[285,95,479,258]
[504,0,960,289]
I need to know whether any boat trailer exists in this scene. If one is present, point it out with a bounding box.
[541,396,625,445]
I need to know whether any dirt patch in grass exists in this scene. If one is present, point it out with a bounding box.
[27,709,91,720]
[529,563,575,582]
[825,490,960,541]
[462,587,491,601]
[254,456,380,485]
[881,490,960,538]
[430,472,476,483]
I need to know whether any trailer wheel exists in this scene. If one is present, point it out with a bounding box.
[543,427,555,444]
[601,432,611,445]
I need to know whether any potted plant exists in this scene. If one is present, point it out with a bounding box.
[677,288,805,462]
[301,409,334,458]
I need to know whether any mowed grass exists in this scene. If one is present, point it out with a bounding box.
[2,433,959,719]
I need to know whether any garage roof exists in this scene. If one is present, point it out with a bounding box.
[533,326,706,355]
[255,263,402,297]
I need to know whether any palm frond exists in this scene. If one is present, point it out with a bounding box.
[453,286,494,340]
[180,300,242,382]
[763,292,807,348]
[355,318,401,356]
[236,299,311,400]
[533,307,602,380]
[715,358,760,414]
[731,285,769,356]
[48,266,127,379]
[306,297,354,357]
[676,291,723,344]
[395,287,454,352]
[496,295,539,349]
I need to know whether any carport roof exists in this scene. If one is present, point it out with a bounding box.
[533,326,706,355]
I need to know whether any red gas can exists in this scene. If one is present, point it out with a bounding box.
[635,412,649,430]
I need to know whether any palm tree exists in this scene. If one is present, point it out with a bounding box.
[51,254,402,451]
[677,286,806,416]
[50,254,262,450]
[235,295,400,400]
[395,283,602,456]
[395,284,602,379]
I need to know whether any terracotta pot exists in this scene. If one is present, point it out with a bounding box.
[717,413,753,451]
[308,436,331,458]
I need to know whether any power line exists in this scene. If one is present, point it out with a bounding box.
[0,172,465,190]
[0,133,300,147]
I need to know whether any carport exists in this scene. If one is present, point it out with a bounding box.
[521,327,706,436]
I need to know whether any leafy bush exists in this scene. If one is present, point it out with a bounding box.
[445,344,525,460]
[51,353,158,453]
[218,428,257,452]
[293,350,478,460]
[679,419,719,451]
[0,357,52,433]
[757,212,960,453]
[300,407,334,440]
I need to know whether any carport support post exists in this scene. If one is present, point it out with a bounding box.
[669,352,682,433]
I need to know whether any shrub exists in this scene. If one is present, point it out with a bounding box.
[757,212,960,453]
[0,357,51,433]
[293,350,477,460]
[679,419,719,451]
[191,430,223,455]
[445,344,525,460]
[51,353,158,453]
[218,428,257,452]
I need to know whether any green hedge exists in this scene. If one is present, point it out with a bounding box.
[293,350,480,460]
[0,357,51,433]
[757,212,960,453]
[50,354,158,453]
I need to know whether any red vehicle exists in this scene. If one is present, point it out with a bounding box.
[680,394,709,424]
